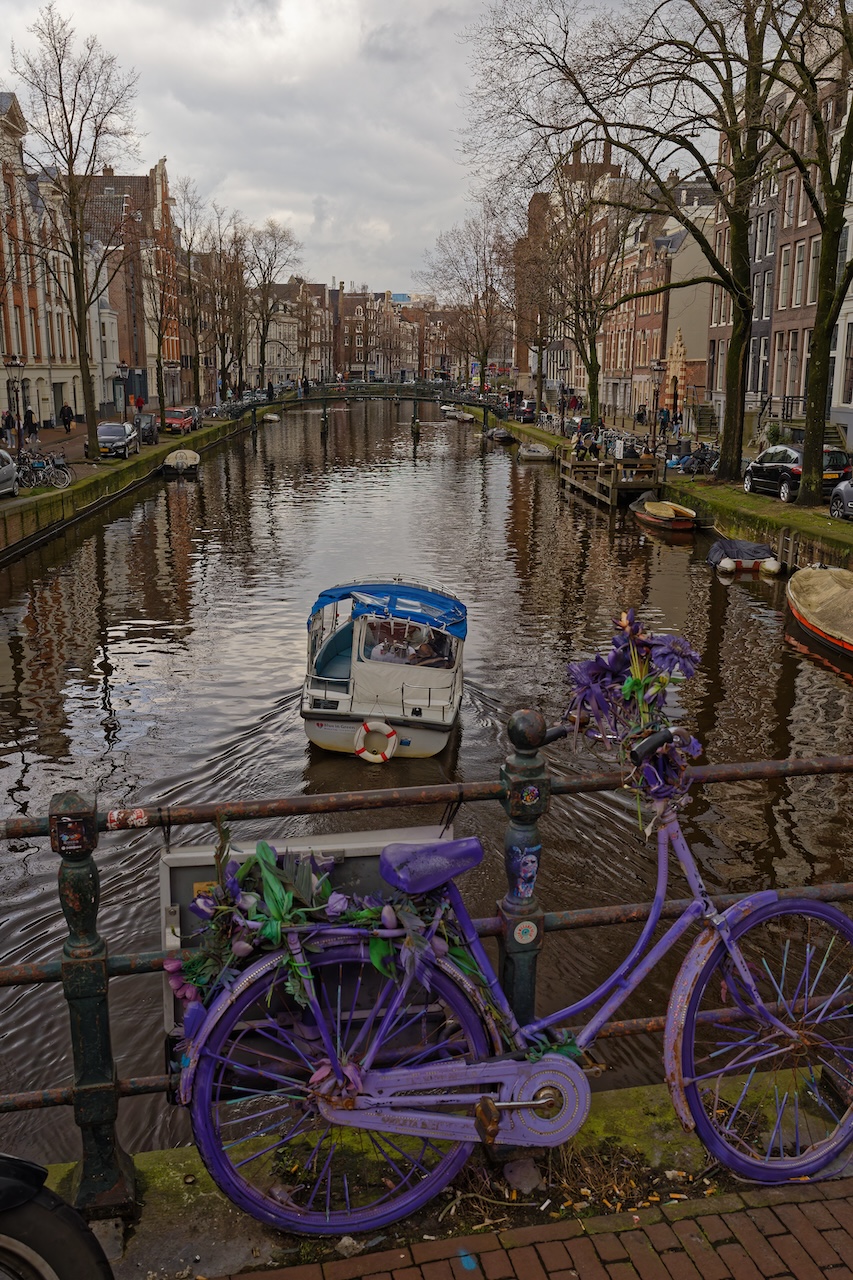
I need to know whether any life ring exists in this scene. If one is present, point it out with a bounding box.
[353,719,398,763]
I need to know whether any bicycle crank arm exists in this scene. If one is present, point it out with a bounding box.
[316,1054,591,1147]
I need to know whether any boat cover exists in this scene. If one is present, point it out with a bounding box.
[787,567,853,646]
[707,537,774,566]
[308,581,468,639]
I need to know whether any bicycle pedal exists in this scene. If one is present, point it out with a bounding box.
[474,1095,500,1145]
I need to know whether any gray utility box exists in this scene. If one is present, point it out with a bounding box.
[159,824,453,1034]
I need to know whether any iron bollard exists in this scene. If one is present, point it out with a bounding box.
[498,711,549,1024]
[50,791,135,1220]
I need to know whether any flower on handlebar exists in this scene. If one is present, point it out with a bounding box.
[566,611,701,803]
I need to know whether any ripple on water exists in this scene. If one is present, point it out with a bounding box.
[0,402,851,1160]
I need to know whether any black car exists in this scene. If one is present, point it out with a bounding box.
[133,412,159,445]
[742,445,851,503]
[86,421,140,459]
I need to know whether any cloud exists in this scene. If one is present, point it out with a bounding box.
[2,0,488,289]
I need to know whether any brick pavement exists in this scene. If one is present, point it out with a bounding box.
[209,1179,853,1279]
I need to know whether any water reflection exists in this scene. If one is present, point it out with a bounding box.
[0,399,851,1161]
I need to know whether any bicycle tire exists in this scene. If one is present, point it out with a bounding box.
[48,466,70,489]
[190,942,491,1234]
[681,899,853,1180]
[17,468,34,490]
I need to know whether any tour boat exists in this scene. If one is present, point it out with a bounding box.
[786,566,853,660]
[300,578,466,760]
[629,491,696,531]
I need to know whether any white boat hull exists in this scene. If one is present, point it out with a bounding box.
[303,713,454,758]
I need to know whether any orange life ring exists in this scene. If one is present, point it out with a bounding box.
[353,719,399,763]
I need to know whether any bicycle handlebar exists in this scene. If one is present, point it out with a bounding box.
[630,728,675,765]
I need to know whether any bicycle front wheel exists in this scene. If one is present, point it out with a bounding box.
[682,899,853,1180]
[190,943,491,1234]
[49,466,70,489]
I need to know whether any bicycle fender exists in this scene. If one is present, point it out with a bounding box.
[663,891,778,1131]
[178,943,505,1105]
[0,1155,46,1212]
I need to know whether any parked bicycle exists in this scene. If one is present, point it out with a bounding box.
[16,450,71,489]
[175,615,853,1234]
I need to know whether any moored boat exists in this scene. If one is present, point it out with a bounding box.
[517,441,554,462]
[490,427,516,443]
[162,448,200,478]
[707,537,781,575]
[786,566,853,659]
[629,490,696,531]
[300,578,466,759]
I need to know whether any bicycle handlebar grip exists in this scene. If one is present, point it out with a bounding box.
[543,724,570,745]
[629,728,674,766]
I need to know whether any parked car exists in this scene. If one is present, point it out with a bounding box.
[829,475,853,519]
[163,407,197,435]
[518,399,537,423]
[84,422,140,459]
[0,448,18,497]
[133,412,159,445]
[742,445,851,503]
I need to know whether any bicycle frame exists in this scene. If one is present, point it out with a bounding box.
[442,809,780,1055]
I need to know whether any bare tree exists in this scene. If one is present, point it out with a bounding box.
[246,218,301,391]
[467,0,809,479]
[11,2,139,456]
[173,176,209,407]
[199,204,246,400]
[417,197,512,391]
[139,225,179,434]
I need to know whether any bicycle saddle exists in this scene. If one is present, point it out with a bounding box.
[379,837,484,894]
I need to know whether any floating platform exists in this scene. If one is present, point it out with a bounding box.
[558,452,664,508]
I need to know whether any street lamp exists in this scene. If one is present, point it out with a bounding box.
[115,361,129,421]
[650,358,666,455]
[3,354,26,439]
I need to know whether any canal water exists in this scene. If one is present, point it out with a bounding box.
[0,400,850,1163]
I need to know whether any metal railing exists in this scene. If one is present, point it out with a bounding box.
[2,712,853,1219]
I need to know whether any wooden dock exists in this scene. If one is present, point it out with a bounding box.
[557,450,665,507]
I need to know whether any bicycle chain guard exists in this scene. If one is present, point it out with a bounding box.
[315,1053,591,1148]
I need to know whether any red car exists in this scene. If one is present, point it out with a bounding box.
[163,407,197,435]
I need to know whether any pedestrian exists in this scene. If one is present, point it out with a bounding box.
[0,409,12,448]
[59,402,73,434]
[267,380,274,402]
[302,375,310,399]
[135,394,144,413]
[24,405,38,447]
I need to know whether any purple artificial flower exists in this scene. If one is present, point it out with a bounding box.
[230,936,255,958]
[189,893,217,921]
[325,891,350,919]
[649,633,700,679]
[224,860,242,899]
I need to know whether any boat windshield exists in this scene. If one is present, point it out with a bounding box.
[357,616,458,668]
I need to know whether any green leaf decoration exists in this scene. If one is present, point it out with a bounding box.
[369,935,396,979]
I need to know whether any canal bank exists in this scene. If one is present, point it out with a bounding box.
[38,1077,809,1279]
[0,408,260,567]
[485,408,853,569]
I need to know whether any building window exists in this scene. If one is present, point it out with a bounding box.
[759,335,769,393]
[765,210,776,256]
[783,177,796,227]
[754,214,765,259]
[762,271,773,320]
[807,236,821,305]
[773,331,786,395]
[787,331,799,395]
[842,323,853,403]
[716,339,726,391]
[778,245,791,309]
[792,242,805,307]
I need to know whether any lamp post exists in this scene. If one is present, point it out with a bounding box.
[3,354,26,445]
[115,361,129,422]
[650,358,666,455]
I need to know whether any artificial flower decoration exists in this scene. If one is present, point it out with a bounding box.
[566,610,702,803]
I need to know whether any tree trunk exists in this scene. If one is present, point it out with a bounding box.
[797,216,844,506]
[74,260,99,458]
[586,349,600,424]
[718,300,750,480]
[156,356,166,430]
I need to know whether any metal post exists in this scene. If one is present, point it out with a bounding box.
[497,710,549,1024]
[50,791,135,1219]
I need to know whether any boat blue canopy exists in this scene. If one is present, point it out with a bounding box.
[308,582,467,640]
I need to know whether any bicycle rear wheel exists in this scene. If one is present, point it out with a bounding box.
[49,465,70,489]
[682,899,853,1180]
[190,943,491,1234]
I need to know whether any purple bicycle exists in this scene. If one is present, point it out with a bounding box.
[178,623,853,1235]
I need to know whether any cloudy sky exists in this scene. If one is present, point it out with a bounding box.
[2,0,490,292]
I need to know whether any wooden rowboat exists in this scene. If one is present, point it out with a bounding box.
[629,491,696,531]
[786,566,853,659]
[162,448,200,478]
